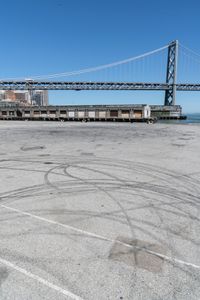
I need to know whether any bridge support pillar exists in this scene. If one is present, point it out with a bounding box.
[164,40,178,106]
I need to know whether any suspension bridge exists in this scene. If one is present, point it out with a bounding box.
[0,40,200,106]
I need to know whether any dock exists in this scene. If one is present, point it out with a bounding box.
[0,104,186,122]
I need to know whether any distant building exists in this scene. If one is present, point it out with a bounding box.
[15,92,28,102]
[14,91,30,105]
[5,91,16,101]
[0,90,49,106]
[31,90,48,106]
[0,91,5,101]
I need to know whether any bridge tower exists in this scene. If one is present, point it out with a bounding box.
[164,40,178,106]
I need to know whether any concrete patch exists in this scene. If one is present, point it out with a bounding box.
[109,237,167,273]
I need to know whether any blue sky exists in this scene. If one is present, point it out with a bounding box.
[1,0,200,112]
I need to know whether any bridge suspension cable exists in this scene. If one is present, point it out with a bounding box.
[1,44,168,81]
[179,43,200,59]
[178,43,200,83]
[3,41,200,84]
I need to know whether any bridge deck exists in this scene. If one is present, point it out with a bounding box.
[0,81,200,91]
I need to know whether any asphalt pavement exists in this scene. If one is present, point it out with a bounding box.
[0,121,200,300]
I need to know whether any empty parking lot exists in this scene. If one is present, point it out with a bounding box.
[0,121,200,299]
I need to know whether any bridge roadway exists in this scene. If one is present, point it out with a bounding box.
[0,81,200,91]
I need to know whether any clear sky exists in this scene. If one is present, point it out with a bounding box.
[1,0,200,113]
